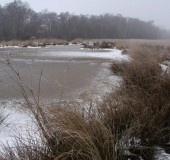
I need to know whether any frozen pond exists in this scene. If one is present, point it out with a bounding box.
[0,44,129,149]
[0,45,129,100]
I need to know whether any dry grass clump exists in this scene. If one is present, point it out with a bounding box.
[47,106,117,160]
[1,105,117,160]
[5,40,21,46]
[71,38,84,44]
[55,39,69,45]
[82,41,115,49]
[113,39,170,56]
[0,38,69,47]
[0,41,6,47]
[40,38,69,45]
[88,41,115,49]
[83,39,170,55]
[23,39,39,47]
[41,38,57,45]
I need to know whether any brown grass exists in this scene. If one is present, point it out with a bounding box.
[109,44,170,158]
[6,40,21,46]
[0,38,69,47]
[71,38,84,44]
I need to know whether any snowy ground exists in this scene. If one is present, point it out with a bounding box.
[0,102,36,147]
[155,147,170,160]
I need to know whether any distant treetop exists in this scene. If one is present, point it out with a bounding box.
[0,0,169,40]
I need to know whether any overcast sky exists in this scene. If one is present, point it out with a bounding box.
[0,0,170,29]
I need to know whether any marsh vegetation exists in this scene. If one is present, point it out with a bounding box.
[0,39,170,159]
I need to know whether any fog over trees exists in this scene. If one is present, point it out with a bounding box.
[0,0,170,40]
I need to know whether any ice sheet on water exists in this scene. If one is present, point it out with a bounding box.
[0,48,130,151]
[38,49,130,61]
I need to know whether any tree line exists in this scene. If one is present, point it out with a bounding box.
[0,0,170,41]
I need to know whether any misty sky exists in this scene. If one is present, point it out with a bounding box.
[0,0,170,29]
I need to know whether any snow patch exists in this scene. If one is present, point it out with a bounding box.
[27,46,41,48]
[155,147,170,160]
[0,46,20,48]
[0,99,37,149]
[160,63,170,74]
